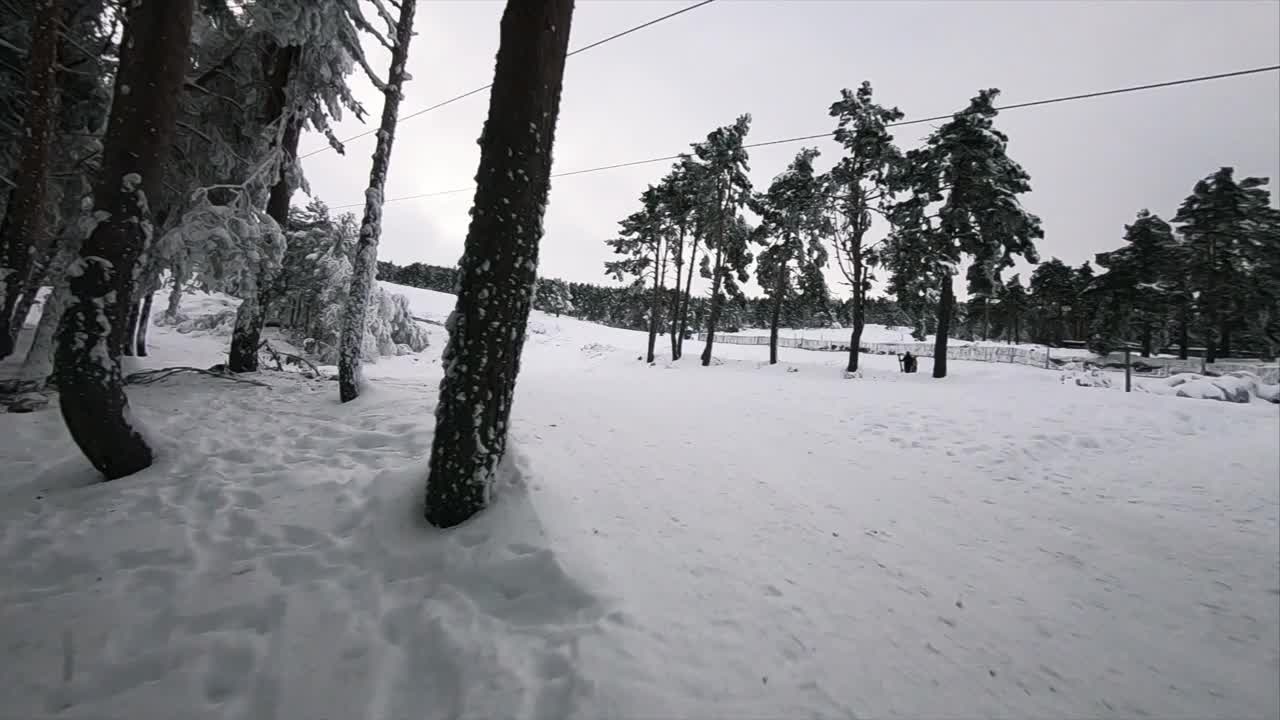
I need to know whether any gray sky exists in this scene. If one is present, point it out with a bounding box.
[299,0,1280,298]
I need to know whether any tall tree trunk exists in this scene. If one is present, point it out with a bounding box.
[425,0,574,529]
[668,222,684,359]
[1178,305,1190,359]
[166,264,184,321]
[0,0,62,360]
[54,0,193,480]
[933,275,953,379]
[122,299,141,356]
[645,237,666,364]
[676,231,700,358]
[1141,322,1152,357]
[846,241,864,373]
[1219,319,1231,359]
[337,2,417,402]
[700,247,725,367]
[768,262,786,365]
[136,290,153,356]
[228,44,303,373]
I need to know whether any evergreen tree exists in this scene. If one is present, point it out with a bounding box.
[425,0,574,528]
[605,185,670,362]
[54,0,194,479]
[1029,258,1075,345]
[997,274,1028,343]
[754,147,825,364]
[1091,211,1179,356]
[890,89,1042,378]
[0,0,62,359]
[827,81,903,371]
[338,0,418,401]
[1173,167,1273,362]
[660,156,702,359]
[694,115,755,366]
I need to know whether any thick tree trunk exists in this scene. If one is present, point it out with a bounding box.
[0,0,62,360]
[668,223,684,359]
[768,263,786,365]
[425,0,574,529]
[676,232,700,358]
[338,2,416,402]
[228,44,303,373]
[54,0,193,480]
[933,275,953,379]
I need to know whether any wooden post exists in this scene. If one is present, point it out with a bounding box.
[1124,346,1132,392]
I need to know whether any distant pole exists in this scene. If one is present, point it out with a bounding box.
[1124,346,1132,392]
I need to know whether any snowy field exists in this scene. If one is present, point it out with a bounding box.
[1,282,1278,719]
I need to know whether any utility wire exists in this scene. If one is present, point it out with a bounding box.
[329,63,1280,210]
[300,0,718,159]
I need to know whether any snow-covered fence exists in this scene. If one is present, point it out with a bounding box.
[1100,353,1280,384]
[697,333,1057,369]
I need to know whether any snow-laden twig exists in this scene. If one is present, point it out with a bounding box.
[124,366,270,387]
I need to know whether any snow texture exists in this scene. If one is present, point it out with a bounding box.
[0,281,1277,719]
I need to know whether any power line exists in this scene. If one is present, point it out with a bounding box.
[300,0,718,160]
[329,63,1280,210]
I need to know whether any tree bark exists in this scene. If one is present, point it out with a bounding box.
[676,230,700,358]
[645,235,666,364]
[1219,319,1231,359]
[0,0,62,360]
[846,241,865,373]
[668,222,684,359]
[135,290,152,356]
[425,0,574,529]
[933,275,953,379]
[122,299,141,356]
[54,0,194,480]
[337,2,417,401]
[700,246,725,367]
[228,43,302,373]
[768,262,786,365]
[1178,306,1189,359]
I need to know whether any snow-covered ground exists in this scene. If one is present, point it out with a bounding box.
[2,282,1277,719]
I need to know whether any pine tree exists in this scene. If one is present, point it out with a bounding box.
[1091,211,1179,356]
[54,0,194,479]
[1029,258,1075,345]
[695,115,755,366]
[338,0,418,402]
[997,274,1028,343]
[1173,167,1272,362]
[0,0,61,360]
[890,89,1042,378]
[754,147,825,364]
[605,185,669,363]
[425,0,574,529]
[827,81,902,372]
[659,156,701,359]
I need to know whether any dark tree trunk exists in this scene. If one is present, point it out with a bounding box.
[122,300,141,356]
[668,223,684,359]
[136,290,153,356]
[338,1,417,401]
[645,238,665,363]
[1178,307,1190,359]
[700,247,725,367]
[0,0,62,360]
[933,276,953,379]
[676,231,700,358]
[54,0,193,480]
[846,244,865,373]
[768,263,786,365]
[228,43,303,373]
[1140,323,1152,358]
[425,0,574,529]
[1219,320,1231,359]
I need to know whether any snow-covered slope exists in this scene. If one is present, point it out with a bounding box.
[2,285,1277,719]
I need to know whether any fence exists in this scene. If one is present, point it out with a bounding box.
[698,332,1280,381]
[696,333,1057,369]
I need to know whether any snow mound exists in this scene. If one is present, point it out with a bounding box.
[156,292,241,337]
[1146,372,1276,404]
[1061,365,1112,388]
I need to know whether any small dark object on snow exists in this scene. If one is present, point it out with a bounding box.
[899,352,918,373]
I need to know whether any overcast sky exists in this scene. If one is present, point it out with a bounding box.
[299,0,1280,298]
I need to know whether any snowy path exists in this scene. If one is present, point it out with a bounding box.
[2,285,1277,719]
